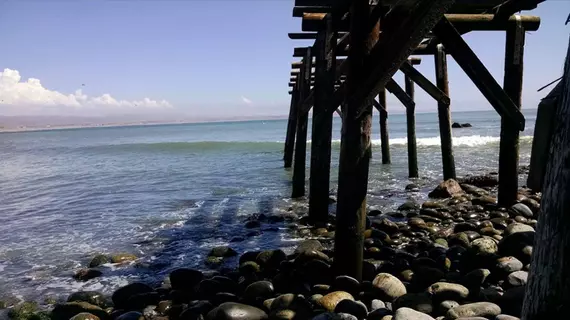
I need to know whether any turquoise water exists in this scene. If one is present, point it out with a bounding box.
[0,109,537,301]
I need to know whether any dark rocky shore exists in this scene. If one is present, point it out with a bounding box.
[1,174,541,320]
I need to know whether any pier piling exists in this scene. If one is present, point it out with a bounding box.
[284,86,299,168]
[434,44,457,180]
[405,74,419,178]
[292,48,313,198]
[309,14,336,222]
[379,88,390,164]
[333,0,379,281]
[498,18,525,206]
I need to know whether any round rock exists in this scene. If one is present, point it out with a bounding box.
[503,223,534,237]
[470,237,498,256]
[428,282,469,301]
[507,271,528,287]
[334,300,368,320]
[205,302,267,320]
[393,307,435,320]
[508,204,533,218]
[372,273,407,302]
[496,256,523,273]
[446,302,501,319]
[319,291,354,312]
[243,281,274,303]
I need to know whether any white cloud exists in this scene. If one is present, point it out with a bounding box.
[241,95,253,105]
[0,68,172,115]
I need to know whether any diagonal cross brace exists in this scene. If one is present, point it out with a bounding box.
[399,62,450,105]
[432,16,525,130]
[356,79,415,119]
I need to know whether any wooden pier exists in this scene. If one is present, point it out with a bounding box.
[284,0,543,280]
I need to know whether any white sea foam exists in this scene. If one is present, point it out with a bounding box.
[327,135,532,147]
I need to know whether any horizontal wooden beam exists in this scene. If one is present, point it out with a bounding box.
[432,16,525,130]
[490,0,546,18]
[399,62,450,105]
[291,75,347,81]
[289,32,348,40]
[302,13,541,32]
[294,44,438,57]
[292,0,541,16]
[292,57,421,70]
[292,58,343,69]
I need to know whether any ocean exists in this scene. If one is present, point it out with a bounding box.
[0,109,537,303]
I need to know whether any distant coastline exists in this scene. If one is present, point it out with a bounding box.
[0,115,291,133]
[0,107,538,134]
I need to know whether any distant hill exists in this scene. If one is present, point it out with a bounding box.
[0,114,290,132]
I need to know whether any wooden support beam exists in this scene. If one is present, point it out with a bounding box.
[373,99,385,113]
[400,62,450,105]
[405,74,419,178]
[433,16,525,130]
[336,32,350,50]
[293,58,344,70]
[289,32,348,40]
[309,14,336,223]
[290,75,346,81]
[333,0,379,282]
[344,0,455,115]
[498,17,525,206]
[284,84,300,168]
[301,58,348,112]
[378,88,391,164]
[490,0,546,18]
[385,79,416,109]
[335,108,342,118]
[292,48,313,198]
[435,44,457,180]
[527,82,562,192]
[294,44,437,57]
[293,6,331,17]
[302,12,541,32]
[292,0,537,15]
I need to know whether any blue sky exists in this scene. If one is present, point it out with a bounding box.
[0,0,569,119]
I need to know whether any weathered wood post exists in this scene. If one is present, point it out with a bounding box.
[284,85,299,168]
[379,88,391,164]
[527,82,562,191]
[405,74,419,178]
[309,14,336,222]
[434,44,456,180]
[521,36,570,320]
[292,48,312,198]
[498,18,525,206]
[334,0,379,281]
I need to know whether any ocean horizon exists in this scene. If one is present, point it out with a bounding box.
[0,107,538,134]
